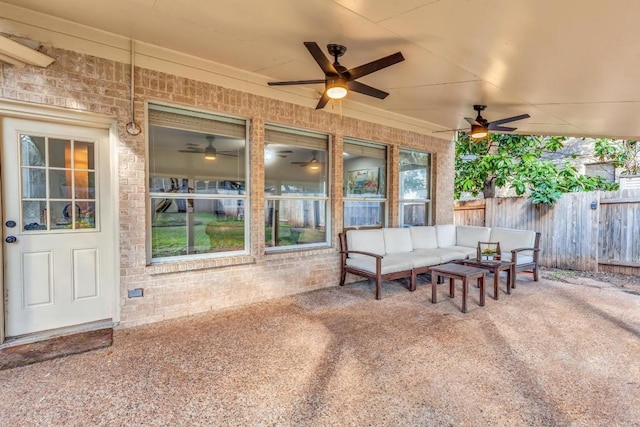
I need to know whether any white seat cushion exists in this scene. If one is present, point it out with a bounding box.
[402,251,442,269]
[346,256,413,275]
[500,253,534,265]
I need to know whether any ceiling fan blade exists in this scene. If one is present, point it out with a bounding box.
[291,162,309,165]
[347,80,388,99]
[346,52,405,80]
[432,128,467,134]
[304,41,338,75]
[218,152,239,157]
[179,149,204,153]
[488,113,530,128]
[488,125,517,132]
[277,150,293,153]
[268,79,326,86]
[316,91,330,109]
[464,117,481,126]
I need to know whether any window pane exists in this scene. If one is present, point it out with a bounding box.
[265,199,326,247]
[20,134,45,166]
[148,104,248,259]
[74,141,95,169]
[149,126,246,185]
[22,168,47,199]
[265,146,327,195]
[151,197,245,257]
[400,202,429,227]
[49,138,71,168]
[344,201,385,228]
[22,200,47,231]
[399,150,431,200]
[74,171,95,199]
[51,200,76,230]
[49,169,71,199]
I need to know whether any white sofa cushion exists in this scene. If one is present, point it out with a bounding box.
[413,248,467,263]
[346,256,413,274]
[402,251,442,269]
[346,229,386,259]
[490,228,536,253]
[456,225,491,248]
[383,228,414,254]
[409,226,438,249]
[436,224,457,247]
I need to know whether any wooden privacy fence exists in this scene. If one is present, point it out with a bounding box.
[454,189,640,275]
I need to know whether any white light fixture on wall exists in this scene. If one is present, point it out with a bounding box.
[0,34,55,68]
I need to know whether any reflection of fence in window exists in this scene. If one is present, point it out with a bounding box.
[402,203,427,226]
[344,201,384,227]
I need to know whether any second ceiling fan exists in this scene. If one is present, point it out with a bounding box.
[435,105,531,139]
[268,42,405,110]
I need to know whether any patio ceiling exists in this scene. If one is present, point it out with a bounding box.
[2,0,640,140]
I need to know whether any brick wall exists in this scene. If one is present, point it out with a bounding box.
[0,47,454,327]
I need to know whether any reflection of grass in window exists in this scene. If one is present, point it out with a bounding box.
[265,223,325,246]
[152,213,244,257]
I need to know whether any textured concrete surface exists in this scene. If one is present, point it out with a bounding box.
[0,329,113,371]
[0,273,639,426]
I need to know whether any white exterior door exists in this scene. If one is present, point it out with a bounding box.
[2,118,115,338]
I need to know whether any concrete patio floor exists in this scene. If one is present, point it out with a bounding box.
[1,272,639,426]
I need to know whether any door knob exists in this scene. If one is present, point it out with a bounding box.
[5,236,17,243]
[5,220,16,228]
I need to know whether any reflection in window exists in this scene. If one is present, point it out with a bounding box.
[264,124,330,249]
[343,138,387,228]
[399,149,432,227]
[147,104,248,260]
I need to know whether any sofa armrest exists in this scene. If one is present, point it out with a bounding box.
[511,247,540,264]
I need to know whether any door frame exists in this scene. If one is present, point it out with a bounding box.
[0,99,120,344]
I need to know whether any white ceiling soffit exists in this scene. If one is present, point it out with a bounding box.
[0,33,54,67]
[1,1,640,139]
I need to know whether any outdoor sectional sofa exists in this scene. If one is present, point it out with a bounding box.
[339,225,541,299]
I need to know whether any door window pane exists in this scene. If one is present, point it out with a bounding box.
[19,134,97,232]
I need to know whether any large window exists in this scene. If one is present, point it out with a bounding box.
[399,149,432,227]
[264,124,330,249]
[343,138,387,228]
[147,104,248,261]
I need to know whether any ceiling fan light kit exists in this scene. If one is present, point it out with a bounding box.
[470,123,488,139]
[326,77,348,99]
[204,144,217,160]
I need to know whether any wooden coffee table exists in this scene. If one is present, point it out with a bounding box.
[430,263,486,313]
[455,259,515,300]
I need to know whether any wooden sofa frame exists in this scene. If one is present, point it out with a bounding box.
[338,231,415,300]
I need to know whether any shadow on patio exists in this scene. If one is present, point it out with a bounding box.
[1,272,639,426]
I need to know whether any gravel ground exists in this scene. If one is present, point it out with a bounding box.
[542,267,640,294]
[0,272,639,426]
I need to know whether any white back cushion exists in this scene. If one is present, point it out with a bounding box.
[436,224,457,247]
[383,228,414,253]
[346,229,386,258]
[410,226,438,249]
[456,226,491,248]
[489,228,535,252]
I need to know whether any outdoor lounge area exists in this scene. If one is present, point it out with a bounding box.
[0,271,638,426]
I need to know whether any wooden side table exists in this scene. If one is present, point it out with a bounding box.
[454,259,515,300]
[430,263,486,313]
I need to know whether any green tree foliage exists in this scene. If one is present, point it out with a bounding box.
[455,133,617,207]
[593,138,640,175]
